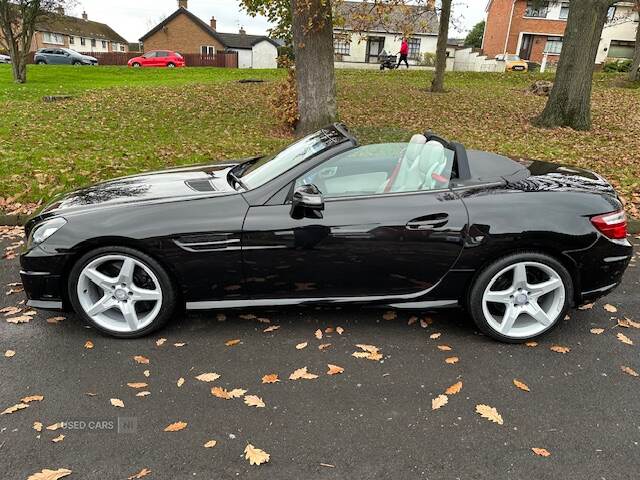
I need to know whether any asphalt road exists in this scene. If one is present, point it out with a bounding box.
[1,236,639,480]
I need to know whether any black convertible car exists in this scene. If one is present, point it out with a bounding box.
[20,124,632,342]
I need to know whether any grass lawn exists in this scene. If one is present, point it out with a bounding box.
[0,64,638,217]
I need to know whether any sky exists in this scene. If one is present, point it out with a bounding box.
[66,0,487,43]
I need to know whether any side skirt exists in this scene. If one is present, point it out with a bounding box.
[186,297,459,310]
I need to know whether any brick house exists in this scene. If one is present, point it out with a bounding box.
[30,9,128,53]
[139,0,279,69]
[482,0,639,64]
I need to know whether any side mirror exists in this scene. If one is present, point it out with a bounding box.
[290,184,324,219]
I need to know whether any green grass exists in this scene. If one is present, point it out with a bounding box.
[0,65,638,217]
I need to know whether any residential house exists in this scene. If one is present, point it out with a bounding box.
[482,0,638,65]
[139,0,279,69]
[333,1,439,67]
[31,9,128,53]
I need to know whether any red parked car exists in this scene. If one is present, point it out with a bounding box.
[128,50,185,68]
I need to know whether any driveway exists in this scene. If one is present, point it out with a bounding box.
[1,234,639,479]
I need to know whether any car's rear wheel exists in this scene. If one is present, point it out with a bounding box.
[468,252,572,343]
[68,246,176,338]
[167,62,176,68]
[132,62,141,68]
[72,61,82,66]
[36,60,46,65]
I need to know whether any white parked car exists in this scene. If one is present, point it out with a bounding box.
[0,54,11,64]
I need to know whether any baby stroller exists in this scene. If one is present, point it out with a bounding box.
[379,51,397,70]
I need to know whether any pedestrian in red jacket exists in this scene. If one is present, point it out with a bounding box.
[397,38,409,69]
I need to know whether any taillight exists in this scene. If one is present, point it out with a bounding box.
[590,210,627,239]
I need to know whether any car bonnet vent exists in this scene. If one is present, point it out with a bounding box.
[185,179,217,192]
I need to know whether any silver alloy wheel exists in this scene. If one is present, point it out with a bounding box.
[76,254,163,334]
[481,261,565,339]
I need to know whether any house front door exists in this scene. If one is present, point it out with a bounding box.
[519,34,534,60]
[366,36,385,63]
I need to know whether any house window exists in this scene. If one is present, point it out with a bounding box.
[334,34,350,55]
[42,32,64,45]
[201,45,216,55]
[91,39,96,47]
[69,36,75,45]
[608,40,635,59]
[524,1,548,18]
[120,45,125,52]
[559,2,570,20]
[407,38,421,59]
[102,40,107,48]
[544,36,563,54]
[607,6,616,22]
[80,37,86,46]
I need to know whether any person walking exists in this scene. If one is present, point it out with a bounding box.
[397,38,409,69]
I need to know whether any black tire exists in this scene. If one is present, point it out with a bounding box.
[467,252,573,343]
[68,246,177,338]
[72,60,82,66]
[36,60,46,65]
[167,62,176,68]
[132,62,141,68]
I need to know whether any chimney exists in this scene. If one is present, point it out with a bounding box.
[178,0,188,9]
[239,26,246,35]
[55,6,64,15]
[82,11,88,20]
[210,16,216,30]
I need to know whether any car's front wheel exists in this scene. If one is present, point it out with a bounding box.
[167,62,176,68]
[468,252,572,343]
[132,62,141,68]
[68,246,176,338]
[36,60,46,65]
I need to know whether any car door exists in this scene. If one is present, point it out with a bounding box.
[141,51,156,66]
[52,49,68,64]
[155,51,169,67]
[241,143,468,299]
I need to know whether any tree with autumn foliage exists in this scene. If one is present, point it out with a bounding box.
[430,0,451,92]
[0,0,74,83]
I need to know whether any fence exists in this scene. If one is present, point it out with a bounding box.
[28,51,239,68]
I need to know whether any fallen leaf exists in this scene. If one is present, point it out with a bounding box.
[590,328,605,335]
[445,356,459,364]
[133,355,150,365]
[261,373,279,384]
[21,395,44,403]
[429,332,441,339]
[225,339,241,347]
[289,366,319,380]
[127,383,148,389]
[216,313,226,321]
[513,379,530,392]
[475,404,503,425]
[336,326,344,335]
[525,341,538,347]
[578,303,594,310]
[445,381,463,395]
[1,403,29,415]
[620,317,640,329]
[156,338,167,346]
[177,377,185,387]
[46,422,64,431]
[296,342,308,350]
[52,434,65,443]
[531,447,551,457]
[143,370,150,378]
[617,333,633,345]
[244,443,270,466]
[437,345,452,351]
[6,315,32,324]
[382,311,397,321]
[173,342,186,347]
[128,468,151,479]
[33,421,43,432]
[110,398,124,408]
[84,340,94,349]
[325,327,335,333]
[263,325,280,333]
[164,421,187,432]
[431,394,448,410]
[327,364,344,375]
[27,468,72,480]
[604,304,618,313]
[204,440,217,448]
[211,387,247,399]
[314,329,323,340]
[196,372,221,382]
[136,391,151,397]
[621,366,639,377]
[244,395,265,408]
[46,316,65,324]
[4,349,15,358]
[318,343,332,350]
[550,345,571,353]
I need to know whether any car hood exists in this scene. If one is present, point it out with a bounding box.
[81,54,97,61]
[39,162,243,217]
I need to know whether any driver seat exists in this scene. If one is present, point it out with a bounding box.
[378,134,426,193]
[389,140,445,193]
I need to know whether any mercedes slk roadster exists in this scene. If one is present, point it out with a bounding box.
[20,124,633,342]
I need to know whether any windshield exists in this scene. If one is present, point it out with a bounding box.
[506,55,521,61]
[238,127,347,190]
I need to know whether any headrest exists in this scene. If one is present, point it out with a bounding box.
[409,134,427,145]
[418,141,445,173]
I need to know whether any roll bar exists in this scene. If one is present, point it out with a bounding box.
[423,130,471,180]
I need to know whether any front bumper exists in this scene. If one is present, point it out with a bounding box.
[19,244,70,310]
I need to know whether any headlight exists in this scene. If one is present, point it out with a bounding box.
[30,217,67,246]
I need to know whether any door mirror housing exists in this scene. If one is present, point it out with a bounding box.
[291,184,324,219]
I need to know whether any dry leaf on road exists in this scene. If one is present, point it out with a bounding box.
[5,349,15,357]
[164,421,187,432]
[289,367,319,380]
[429,332,442,339]
[590,328,605,335]
[531,447,551,457]
[6,315,32,324]
[133,355,150,365]
[525,341,538,347]
[262,374,279,384]
[128,468,152,479]
[27,468,72,480]
[445,356,459,364]
[156,338,167,346]
[318,343,331,351]
[195,373,221,382]
[204,440,217,448]
[1,403,29,415]
[84,340,94,349]
[437,345,452,351]
[621,366,638,377]
[432,394,448,410]
[314,329,323,339]
[263,325,280,333]
[604,304,618,313]
[225,339,241,347]
[110,398,124,408]
[52,434,65,443]
[136,391,151,397]
[244,443,270,465]
[244,395,265,408]
[445,381,463,395]
[33,421,43,432]
[211,387,247,399]
[21,395,44,403]
[550,345,571,353]
[336,326,344,335]
[382,311,397,321]
[619,317,640,329]
[327,364,344,375]
[46,422,64,431]
[296,342,308,350]
[513,379,530,392]
[475,404,503,425]
[617,333,634,345]
[578,303,594,310]
[177,377,185,387]
[46,316,65,324]
[127,383,148,389]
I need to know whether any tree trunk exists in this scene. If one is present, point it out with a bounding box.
[431,0,452,93]
[291,0,337,135]
[535,0,609,130]
[629,6,640,82]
